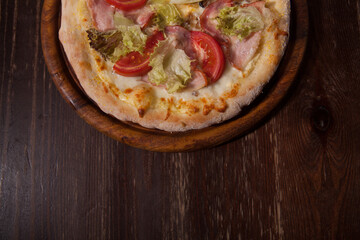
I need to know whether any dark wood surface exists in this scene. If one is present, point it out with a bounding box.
[41,0,307,152]
[1,0,360,239]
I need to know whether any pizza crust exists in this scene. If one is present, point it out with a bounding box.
[59,0,290,132]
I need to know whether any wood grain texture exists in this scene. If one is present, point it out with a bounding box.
[41,0,308,152]
[1,0,360,239]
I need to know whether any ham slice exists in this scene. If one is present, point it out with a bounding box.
[165,26,198,61]
[87,0,115,31]
[186,70,208,91]
[120,6,155,29]
[243,1,266,14]
[200,0,232,43]
[200,0,266,70]
[87,0,154,30]
[227,32,261,70]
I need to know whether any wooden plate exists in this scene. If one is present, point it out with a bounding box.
[41,0,308,152]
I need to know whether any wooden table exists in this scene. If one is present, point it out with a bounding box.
[1,0,360,239]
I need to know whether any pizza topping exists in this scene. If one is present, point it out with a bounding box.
[141,26,224,92]
[148,39,193,93]
[87,25,147,62]
[227,31,261,70]
[242,1,266,14]
[170,0,203,4]
[119,25,148,53]
[113,31,165,76]
[165,26,197,60]
[120,5,155,28]
[87,28,122,61]
[200,0,232,43]
[87,0,268,89]
[113,11,136,26]
[216,5,264,41]
[223,2,266,70]
[87,0,115,31]
[200,0,266,70]
[186,70,208,91]
[105,0,148,11]
[151,3,183,30]
[87,0,154,30]
[190,31,225,83]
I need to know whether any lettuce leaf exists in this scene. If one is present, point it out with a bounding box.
[147,41,169,85]
[151,3,183,30]
[148,39,192,93]
[113,12,135,26]
[216,6,264,41]
[120,25,147,54]
[87,25,147,62]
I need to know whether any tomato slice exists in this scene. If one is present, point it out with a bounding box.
[105,0,147,11]
[190,31,225,83]
[113,31,165,77]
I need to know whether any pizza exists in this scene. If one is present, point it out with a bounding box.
[59,0,290,131]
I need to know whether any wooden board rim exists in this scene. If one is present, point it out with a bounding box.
[41,0,308,152]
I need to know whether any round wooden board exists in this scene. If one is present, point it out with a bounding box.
[41,0,308,152]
